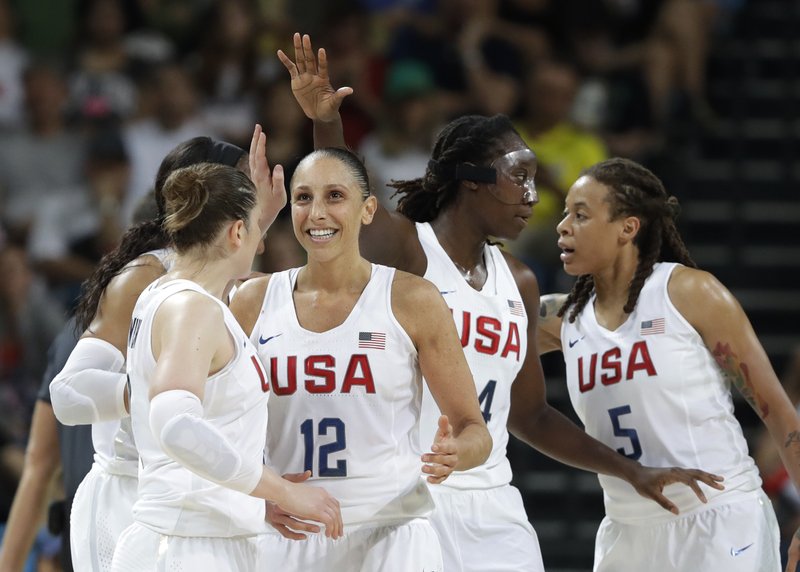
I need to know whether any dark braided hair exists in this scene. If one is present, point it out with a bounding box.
[74,137,246,332]
[393,114,520,222]
[559,157,696,323]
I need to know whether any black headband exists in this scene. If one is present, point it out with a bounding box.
[208,140,246,167]
[427,160,496,184]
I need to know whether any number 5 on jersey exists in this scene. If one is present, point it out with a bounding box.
[300,418,347,477]
[608,405,642,460]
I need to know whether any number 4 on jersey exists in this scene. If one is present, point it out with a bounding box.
[478,380,497,423]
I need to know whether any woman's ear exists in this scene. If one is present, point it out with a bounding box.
[361,195,378,225]
[228,219,246,247]
[620,216,641,244]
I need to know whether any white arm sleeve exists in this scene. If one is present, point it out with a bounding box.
[149,389,263,495]
[49,337,128,426]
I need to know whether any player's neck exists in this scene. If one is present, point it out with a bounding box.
[299,255,372,294]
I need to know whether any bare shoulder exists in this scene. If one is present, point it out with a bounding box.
[668,265,739,327]
[229,274,273,337]
[86,255,166,350]
[231,274,272,307]
[105,254,165,302]
[500,249,538,291]
[668,265,734,308]
[390,269,443,312]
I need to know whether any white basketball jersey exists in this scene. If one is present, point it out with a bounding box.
[416,222,528,490]
[91,249,175,478]
[127,278,270,537]
[252,264,434,527]
[561,262,761,523]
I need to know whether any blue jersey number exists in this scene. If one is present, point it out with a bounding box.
[607,405,642,460]
[300,417,347,477]
[478,380,497,423]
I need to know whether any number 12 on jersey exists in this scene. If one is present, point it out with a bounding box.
[300,418,347,477]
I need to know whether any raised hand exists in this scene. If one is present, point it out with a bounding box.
[266,471,323,540]
[276,479,343,539]
[277,32,353,122]
[422,415,459,484]
[249,123,286,226]
[628,465,725,514]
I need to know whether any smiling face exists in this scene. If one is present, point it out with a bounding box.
[557,175,639,276]
[290,154,376,261]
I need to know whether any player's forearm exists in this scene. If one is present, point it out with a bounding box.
[510,405,640,480]
[313,117,346,149]
[453,421,492,471]
[768,419,800,495]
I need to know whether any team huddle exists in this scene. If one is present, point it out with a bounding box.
[46,34,800,572]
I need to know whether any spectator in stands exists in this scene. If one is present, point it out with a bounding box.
[512,59,608,292]
[193,0,259,147]
[120,62,210,224]
[0,245,65,441]
[67,0,138,124]
[0,0,28,131]
[359,59,442,209]
[27,126,128,303]
[0,62,88,243]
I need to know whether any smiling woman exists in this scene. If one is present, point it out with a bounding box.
[229,146,491,571]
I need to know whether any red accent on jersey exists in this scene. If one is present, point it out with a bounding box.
[475,317,501,354]
[251,355,269,393]
[500,322,521,361]
[578,342,658,393]
[342,354,376,394]
[626,341,657,379]
[600,347,622,385]
[578,354,598,392]
[268,354,376,395]
[305,355,336,393]
[270,355,297,395]
[459,311,471,348]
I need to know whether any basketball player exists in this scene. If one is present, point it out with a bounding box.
[537,157,798,572]
[48,127,270,571]
[230,147,491,571]
[278,34,726,572]
[111,162,342,571]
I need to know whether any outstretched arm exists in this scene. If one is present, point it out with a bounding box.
[506,255,724,514]
[279,32,426,275]
[671,266,800,570]
[277,33,351,149]
[392,273,492,482]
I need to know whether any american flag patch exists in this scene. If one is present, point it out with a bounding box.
[358,331,386,350]
[640,318,665,335]
[507,300,525,317]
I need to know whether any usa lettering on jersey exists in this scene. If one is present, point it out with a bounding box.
[268,354,376,395]
[453,310,522,361]
[577,340,657,392]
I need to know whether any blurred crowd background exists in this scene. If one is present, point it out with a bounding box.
[0,0,797,570]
